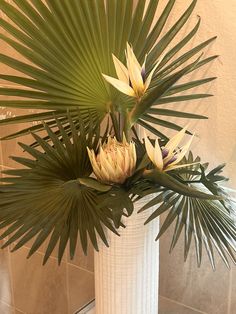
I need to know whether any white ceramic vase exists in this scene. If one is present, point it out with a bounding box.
[94,196,159,314]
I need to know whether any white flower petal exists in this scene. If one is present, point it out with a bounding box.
[122,132,128,144]
[126,43,144,96]
[87,148,98,168]
[126,43,141,71]
[128,143,136,173]
[131,143,137,168]
[89,136,136,184]
[102,74,135,97]
[117,149,124,169]
[100,164,111,182]
[144,58,161,91]
[153,138,164,170]
[124,148,130,174]
[165,125,189,156]
[126,54,144,96]
[87,148,103,178]
[144,134,155,165]
[169,135,194,166]
[112,54,129,84]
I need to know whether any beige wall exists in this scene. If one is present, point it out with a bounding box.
[0,1,236,314]
[158,1,236,314]
[0,2,96,313]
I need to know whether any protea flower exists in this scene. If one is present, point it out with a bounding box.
[87,136,137,184]
[102,43,160,99]
[144,126,196,172]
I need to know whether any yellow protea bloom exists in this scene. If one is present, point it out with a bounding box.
[87,136,137,184]
[144,126,196,172]
[102,43,160,99]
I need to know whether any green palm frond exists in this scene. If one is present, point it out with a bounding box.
[0,115,118,264]
[140,153,236,269]
[0,0,216,139]
[0,109,104,142]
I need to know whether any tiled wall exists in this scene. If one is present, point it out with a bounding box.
[0,1,96,312]
[0,241,94,314]
[0,180,95,314]
[0,161,95,313]
[159,214,235,314]
[158,0,236,312]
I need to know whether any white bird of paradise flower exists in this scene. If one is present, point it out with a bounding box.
[144,126,197,172]
[102,43,161,99]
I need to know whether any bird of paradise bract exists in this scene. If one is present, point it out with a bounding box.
[102,43,161,100]
[144,126,196,172]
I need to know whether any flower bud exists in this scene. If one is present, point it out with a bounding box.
[87,136,137,184]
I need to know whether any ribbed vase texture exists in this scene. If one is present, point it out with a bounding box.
[94,196,159,314]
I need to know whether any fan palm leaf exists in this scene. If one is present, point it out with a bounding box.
[0,115,119,264]
[139,153,236,269]
[0,0,216,139]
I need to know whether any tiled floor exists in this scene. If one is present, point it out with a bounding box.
[77,296,208,314]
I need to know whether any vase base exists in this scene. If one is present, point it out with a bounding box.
[75,299,95,314]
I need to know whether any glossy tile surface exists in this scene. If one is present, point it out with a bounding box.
[0,301,14,314]
[68,265,95,314]
[0,103,36,169]
[159,215,231,314]
[0,245,12,306]
[15,310,25,314]
[229,268,236,313]
[24,233,67,262]
[75,297,205,314]
[159,296,207,314]
[67,240,94,273]
[10,247,68,314]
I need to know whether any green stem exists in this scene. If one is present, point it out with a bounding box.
[124,98,141,140]
[184,180,202,184]
[143,169,224,200]
[123,112,131,141]
[128,97,142,127]
[110,107,121,141]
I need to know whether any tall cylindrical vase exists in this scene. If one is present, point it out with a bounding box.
[94,197,159,314]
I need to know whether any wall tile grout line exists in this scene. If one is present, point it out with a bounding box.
[227,267,233,314]
[14,306,25,314]
[20,244,95,275]
[7,246,16,310]
[0,300,25,313]
[0,299,14,309]
[159,295,208,314]
[66,261,94,275]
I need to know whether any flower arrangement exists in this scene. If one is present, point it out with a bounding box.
[0,0,235,270]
